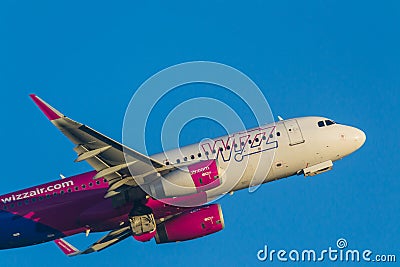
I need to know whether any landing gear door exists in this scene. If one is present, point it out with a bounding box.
[283,119,305,146]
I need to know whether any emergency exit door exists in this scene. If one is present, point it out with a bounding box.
[283,119,305,146]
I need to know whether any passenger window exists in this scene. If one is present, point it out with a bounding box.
[318,121,325,127]
[190,155,195,160]
[176,159,181,164]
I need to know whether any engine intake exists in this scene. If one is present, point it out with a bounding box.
[155,204,225,244]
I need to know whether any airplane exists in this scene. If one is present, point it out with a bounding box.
[0,95,366,256]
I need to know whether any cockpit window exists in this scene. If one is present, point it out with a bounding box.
[318,121,325,127]
[325,120,335,126]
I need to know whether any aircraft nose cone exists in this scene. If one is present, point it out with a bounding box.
[353,128,366,149]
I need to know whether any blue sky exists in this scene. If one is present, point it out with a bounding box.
[1,1,399,266]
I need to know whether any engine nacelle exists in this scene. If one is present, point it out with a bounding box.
[155,204,225,244]
[149,160,221,199]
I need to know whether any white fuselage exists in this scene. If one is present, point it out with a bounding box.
[151,116,366,199]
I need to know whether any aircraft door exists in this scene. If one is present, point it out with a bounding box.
[283,119,305,146]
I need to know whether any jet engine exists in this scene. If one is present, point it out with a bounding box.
[155,204,225,244]
[149,160,221,199]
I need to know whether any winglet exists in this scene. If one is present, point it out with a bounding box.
[54,238,81,256]
[29,94,64,121]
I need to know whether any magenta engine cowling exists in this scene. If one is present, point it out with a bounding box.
[155,204,225,244]
[149,160,221,198]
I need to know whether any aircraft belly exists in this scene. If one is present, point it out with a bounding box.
[0,211,64,249]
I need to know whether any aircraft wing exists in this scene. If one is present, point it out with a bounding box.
[54,226,132,256]
[30,94,172,197]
